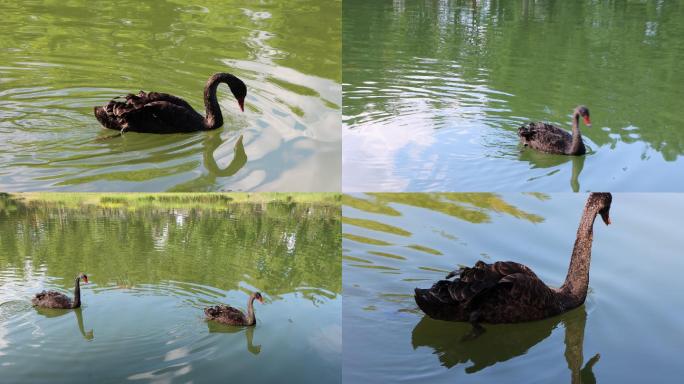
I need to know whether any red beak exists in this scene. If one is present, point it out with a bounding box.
[83,277,89,284]
[238,98,245,112]
[583,116,592,126]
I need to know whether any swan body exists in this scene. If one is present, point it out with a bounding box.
[94,73,246,133]
[32,273,89,309]
[415,193,612,324]
[518,106,591,155]
[205,292,263,326]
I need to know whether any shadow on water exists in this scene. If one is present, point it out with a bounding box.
[206,322,261,355]
[519,149,586,192]
[411,306,599,383]
[34,307,94,341]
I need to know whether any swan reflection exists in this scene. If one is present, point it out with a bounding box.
[206,322,261,355]
[412,306,599,382]
[169,133,247,191]
[34,307,94,341]
[519,149,586,192]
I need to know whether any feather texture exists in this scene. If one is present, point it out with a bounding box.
[32,290,73,309]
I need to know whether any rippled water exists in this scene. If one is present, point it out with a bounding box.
[342,193,684,383]
[0,194,341,383]
[0,1,341,191]
[343,0,684,191]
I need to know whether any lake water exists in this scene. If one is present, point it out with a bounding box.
[0,194,341,383]
[342,193,684,383]
[0,1,341,192]
[343,0,684,192]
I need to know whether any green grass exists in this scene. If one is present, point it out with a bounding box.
[9,192,341,210]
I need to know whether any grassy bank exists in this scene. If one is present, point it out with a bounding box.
[4,192,341,210]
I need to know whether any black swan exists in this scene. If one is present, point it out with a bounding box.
[204,292,264,326]
[414,193,611,332]
[518,106,591,155]
[94,73,247,133]
[32,273,89,309]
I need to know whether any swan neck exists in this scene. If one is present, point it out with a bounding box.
[203,76,224,130]
[569,113,584,154]
[246,295,256,326]
[73,277,81,308]
[561,202,599,307]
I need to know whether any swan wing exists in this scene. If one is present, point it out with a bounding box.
[518,122,572,150]
[121,101,204,133]
[490,272,559,311]
[447,261,537,304]
[204,305,247,323]
[415,261,541,317]
[128,91,195,112]
[455,260,544,302]
[32,290,72,308]
[420,261,507,307]
[486,261,539,279]
[417,260,559,322]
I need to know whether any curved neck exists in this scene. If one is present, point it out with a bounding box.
[72,277,82,308]
[203,76,224,130]
[246,295,257,326]
[560,202,600,307]
[203,73,242,130]
[568,113,584,154]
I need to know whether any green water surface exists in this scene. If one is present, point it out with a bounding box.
[0,0,341,191]
[343,0,684,191]
[343,193,684,383]
[0,194,341,383]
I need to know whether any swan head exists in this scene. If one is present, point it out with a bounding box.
[208,73,247,112]
[78,273,89,284]
[253,292,264,304]
[575,105,591,127]
[227,75,247,112]
[588,193,612,225]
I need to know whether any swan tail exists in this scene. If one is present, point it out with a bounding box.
[414,284,466,321]
[94,102,128,131]
[93,106,107,124]
[518,123,535,144]
[414,287,439,316]
[204,306,220,319]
